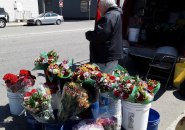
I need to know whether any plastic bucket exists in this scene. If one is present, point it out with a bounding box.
[122,101,151,130]
[100,93,122,130]
[147,108,160,130]
[61,120,81,130]
[7,91,24,115]
[173,63,185,88]
[91,101,99,119]
[44,123,62,130]
[26,115,43,130]
[128,28,140,42]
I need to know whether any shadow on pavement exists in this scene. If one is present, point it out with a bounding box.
[173,90,185,101]
[0,104,27,130]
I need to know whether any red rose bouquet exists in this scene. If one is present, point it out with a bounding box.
[23,85,55,123]
[3,69,36,93]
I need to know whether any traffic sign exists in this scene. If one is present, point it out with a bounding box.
[59,1,63,7]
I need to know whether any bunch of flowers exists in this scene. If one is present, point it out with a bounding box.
[73,120,104,130]
[23,85,55,123]
[147,79,160,94]
[46,59,73,92]
[3,69,36,93]
[33,50,59,70]
[72,64,101,83]
[57,59,73,78]
[135,85,154,104]
[58,82,90,122]
[113,82,136,102]
[111,75,160,104]
[112,65,129,78]
[98,73,120,93]
[46,59,73,81]
[96,116,118,130]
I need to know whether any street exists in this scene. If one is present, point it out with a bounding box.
[0,21,185,130]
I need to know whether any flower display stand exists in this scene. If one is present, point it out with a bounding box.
[122,101,151,130]
[7,91,24,115]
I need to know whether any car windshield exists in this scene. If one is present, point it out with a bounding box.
[37,13,44,18]
[0,8,5,13]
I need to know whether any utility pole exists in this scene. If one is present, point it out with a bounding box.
[88,0,91,20]
[42,0,45,13]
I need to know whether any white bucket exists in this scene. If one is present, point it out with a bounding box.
[128,28,140,42]
[122,101,151,130]
[7,91,24,115]
[100,93,122,130]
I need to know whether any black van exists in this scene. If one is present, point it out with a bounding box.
[0,8,9,28]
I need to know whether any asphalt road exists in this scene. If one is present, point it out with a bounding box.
[0,21,185,130]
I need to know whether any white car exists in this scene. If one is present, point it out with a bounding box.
[27,12,64,26]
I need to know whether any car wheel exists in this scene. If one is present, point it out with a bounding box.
[0,19,6,28]
[56,19,61,25]
[36,20,41,26]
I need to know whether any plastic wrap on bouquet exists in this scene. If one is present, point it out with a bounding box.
[23,85,56,123]
[33,52,49,70]
[135,86,154,104]
[96,116,118,130]
[113,64,129,78]
[58,82,90,123]
[73,119,104,130]
[99,93,122,130]
[147,79,160,95]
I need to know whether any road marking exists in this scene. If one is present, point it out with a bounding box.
[0,28,93,39]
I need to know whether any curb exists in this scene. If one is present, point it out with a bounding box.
[166,110,185,130]
[6,22,27,27]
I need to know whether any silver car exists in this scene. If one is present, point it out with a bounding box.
[27,12,64,26]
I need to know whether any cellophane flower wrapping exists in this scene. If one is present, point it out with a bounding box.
[98,73,120,94]
[112,65,129,78]
[57,59,73,92]
[73,119,104,130]
[23,85,55,123]
[58,82,90,123]
[2,70,36,93]
[33,50,59,70]
[96,116,118,130]
[147,79,160,95]
[135,82,154,104]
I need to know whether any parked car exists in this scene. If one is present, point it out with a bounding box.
[27,12,64,26]
[0,8,9,28]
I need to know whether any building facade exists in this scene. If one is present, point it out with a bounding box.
[0,0,39,22]
[38,0,98,20]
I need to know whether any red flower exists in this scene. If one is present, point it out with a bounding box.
[3,73,18,85]
[96,72,102,78]
[19,69,30,76]
[109,75,115,80]
[24,89,37,97]
[113,90,120,97]
[19,69,36,79]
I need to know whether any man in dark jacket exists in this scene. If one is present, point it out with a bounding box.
[85,0,123,74]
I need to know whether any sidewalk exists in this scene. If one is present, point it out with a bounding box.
[6,22,27,27]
